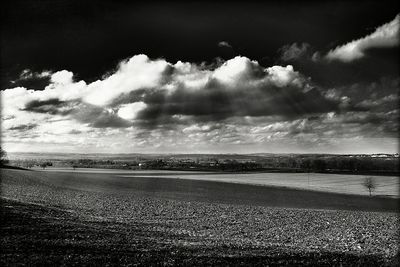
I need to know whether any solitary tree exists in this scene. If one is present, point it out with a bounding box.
[363,177,376,197]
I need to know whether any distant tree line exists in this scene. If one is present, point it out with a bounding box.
[68,159,134,169]
[263,156,399,174]
[8,159,52,169]
[4,150,399,175]
[219,161,262,171]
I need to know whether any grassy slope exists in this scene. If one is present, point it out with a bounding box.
[1,169,399,266]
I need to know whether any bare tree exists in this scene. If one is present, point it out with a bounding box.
[363,177,376,197]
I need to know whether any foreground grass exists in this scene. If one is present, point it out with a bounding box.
[1,169,399,266]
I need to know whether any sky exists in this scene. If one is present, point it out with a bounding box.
[1,0,399,154]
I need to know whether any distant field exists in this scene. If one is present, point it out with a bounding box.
[3,168,399,211]
[38,167,399,197]
[1,168,399,265]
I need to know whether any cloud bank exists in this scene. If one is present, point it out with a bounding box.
[2,55,338,129]
[1,54,398,153]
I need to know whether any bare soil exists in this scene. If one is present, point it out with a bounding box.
[1,169,399,266]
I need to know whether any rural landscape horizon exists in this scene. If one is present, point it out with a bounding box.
[1,0,399,266]
[6,151,400,155]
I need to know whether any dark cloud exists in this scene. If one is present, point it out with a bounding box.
[131,83,339,129]
[101,56,341,129]
[279,43,311,61]
[91,116,130,128]
[110,88,153,107]
[342,113,386,125]
[71,102,132,128]
[276,14,399,87]
[22,98,75,115]
[330,78,399,112]
[8,123,37,131]
[68,129,82,134]
[10,69,52,90]
[341,111,398,138]
[23,99,131,128]
[277,52,399,87]
[2,115,15,121]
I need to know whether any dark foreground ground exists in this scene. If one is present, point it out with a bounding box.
[1,169,399,266]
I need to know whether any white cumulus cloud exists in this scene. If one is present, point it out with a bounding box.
[117,102,147,120]
[2,54,349,153]
[326,14,399,62]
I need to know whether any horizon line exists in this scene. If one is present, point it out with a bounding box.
[6,151,399,156]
